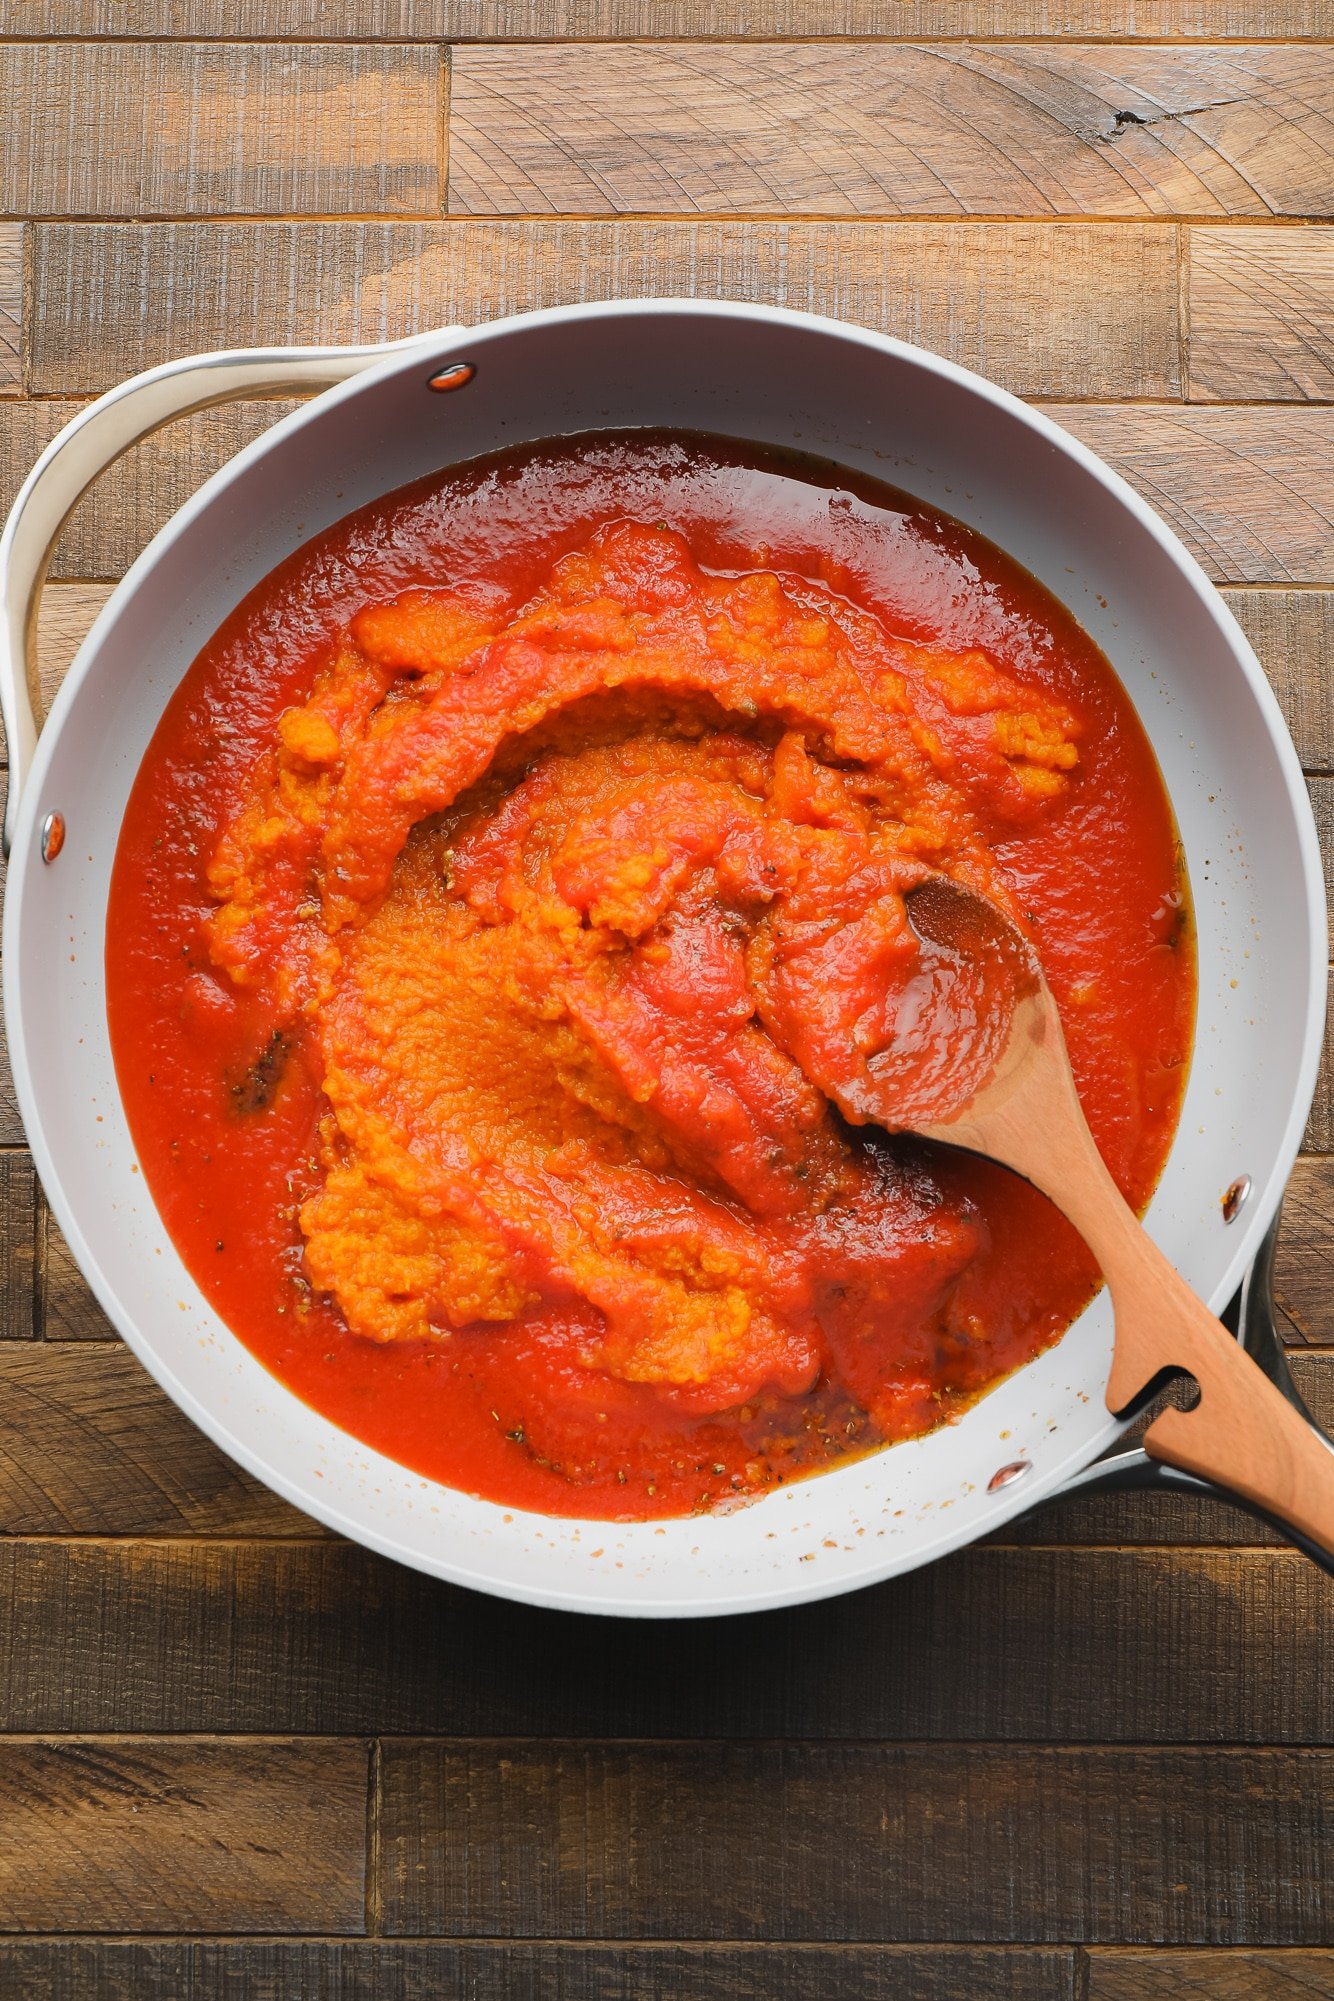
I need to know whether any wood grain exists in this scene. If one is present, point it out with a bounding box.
[1190,226,1334,401]
[0,1738,367,1933]
[1225,589,1334,769]
[38,1191,117,1341]
[1087,1953,1334,1998]
[450,44,1334,220]
[0,1943,1079,2001]
[379,1740,1334,1941]
[0,1155,36,1341]
[0,224,19,395]
[33,587,113,723]
[1047,405,1334,585]
[0,44,441,221]
[1274,1156,1334,1341]
[3,0,1330,37]
[3,1542,1330,1738]
[1306,973,1334,1152]
[28,220,1182,401]
[0,1346,318,1534]
[0,399,302,583]
[9,396,1332,595]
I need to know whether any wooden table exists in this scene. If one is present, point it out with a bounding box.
[1,5,1333,1996]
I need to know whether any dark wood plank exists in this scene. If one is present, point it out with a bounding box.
[0,1153,37,1340]
[379,1741,1334,1941]
[3,1542,1330,1739]
[0,1942,1078,2001]
[1049,405,1334,585]
[0,223,19,396]
[1275,1157,1334,1342]
[1088,1951,1334,1998]
[1306,975,1334,1153]
[29,220,1181,401]
[450,44,1334,220]
[2,0,1329,36]
[38,1190,116,1341]
[1190,226,1334,402]
[0,1344,319,1534]
[1224,589,1334,771]
[0,1738,366,1934]
[0,44,441,220]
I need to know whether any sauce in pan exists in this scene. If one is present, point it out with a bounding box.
[107,432,1194,1520]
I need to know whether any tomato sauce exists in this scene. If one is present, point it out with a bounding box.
[106,432,1195,1520]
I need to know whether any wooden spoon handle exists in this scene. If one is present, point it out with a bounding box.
[1099,1211,1334,1557]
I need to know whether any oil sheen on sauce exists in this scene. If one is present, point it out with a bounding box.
[106,432,1196,1521]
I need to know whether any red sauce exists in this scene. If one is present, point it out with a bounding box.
[106,432,1194,1520]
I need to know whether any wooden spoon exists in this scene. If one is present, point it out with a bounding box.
[847,873,1334,1551]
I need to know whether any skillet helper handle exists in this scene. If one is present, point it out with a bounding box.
[0,334,451,856]
[1095,1194,1334,1558]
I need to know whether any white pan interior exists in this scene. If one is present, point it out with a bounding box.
[5,301,1325,1615]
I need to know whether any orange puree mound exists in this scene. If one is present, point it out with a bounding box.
[204,519,1084,1425]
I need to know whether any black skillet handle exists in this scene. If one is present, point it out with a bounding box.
[1043,1204,1334,1576]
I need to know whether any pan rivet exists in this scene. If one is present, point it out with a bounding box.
[1222,1174,1252,1224]
[426,362,475,393]
[987,1459,1032,1493]
[39,811,65,863]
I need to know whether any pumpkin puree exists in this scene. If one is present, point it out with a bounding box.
[106,433,1194,1519]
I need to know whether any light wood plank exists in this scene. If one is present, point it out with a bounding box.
[0,224,19,396]
[1048,405,1334,585]
[0,1738,366,1934]
[1190,226,1334,401]
[29,219,1182,401]
[0,1943,1078,2001]
[1088,1952,1334,1999]
[0,1344,319,1534]
[380,1741,1334,1940]
[33,584,114,723]
[0,44,441,220]
[0,399,302,584]
[2,1542,1330,1738]
[1224,589,1334,770]
[2,0,1330,36]
[450,44,1334,220]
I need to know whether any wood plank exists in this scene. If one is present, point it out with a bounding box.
[1047,406,1334,585]
[379,1741,1334,1941]
[29,220,1181,401]
[0,223,19,396]
[1088,1951,1334,1998]
[38,1189,117,1341]
[0,1738,366,1934]
[0,1345,318,1534]
[33,585,114,724]
[1224,589,1334,770]
[450,44,1334,221]
[1275,1156,1334,1342]
[0,1153,36,1341]
[0,399,303,584]
[0,1942,1079,2001]
[1190,226,1334,402]
[0,44,441,221]
[3,0,1330,37]
[3,1542,1330,1738]
[11,406,1334,601]
[1306,972,1334,1153]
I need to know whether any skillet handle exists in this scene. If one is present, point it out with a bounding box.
[1044,1206,1334,1573]
[0,334,452,856]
